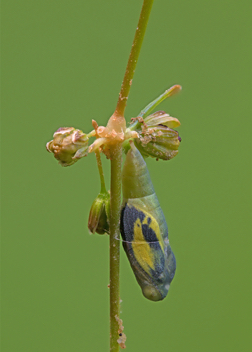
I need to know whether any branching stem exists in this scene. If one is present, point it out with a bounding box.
[109,1,154,351]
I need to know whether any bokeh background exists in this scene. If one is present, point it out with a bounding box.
[2,1,251,351]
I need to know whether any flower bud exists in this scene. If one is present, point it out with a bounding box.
[88,192,110,235]
[46,127,89,167]
[134,124,181,160]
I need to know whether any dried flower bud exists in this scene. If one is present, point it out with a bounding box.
[88,192,110,235]
[46,127,89,166]
[134,124,181,160]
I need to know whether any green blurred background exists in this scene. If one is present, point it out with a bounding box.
[2,1,251,351]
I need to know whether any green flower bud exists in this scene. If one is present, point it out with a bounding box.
[46,127,89,167]
[134,122,181,160]
[125,110,181,160]
[88,192,110,235]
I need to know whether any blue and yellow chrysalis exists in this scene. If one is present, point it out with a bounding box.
[120,143,176,301]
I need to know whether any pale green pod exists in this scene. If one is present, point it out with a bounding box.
[120,144,176,301]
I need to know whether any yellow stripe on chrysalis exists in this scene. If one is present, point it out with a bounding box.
[132,218,154,274]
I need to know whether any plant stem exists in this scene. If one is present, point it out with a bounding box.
[114,0,154,118]
[109,144,123,352]
[95,150,106,193]
[109,1,154,350]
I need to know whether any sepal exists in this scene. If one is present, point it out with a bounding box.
[144,111,180,129]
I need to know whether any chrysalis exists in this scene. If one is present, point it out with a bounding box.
[120,143,176,301]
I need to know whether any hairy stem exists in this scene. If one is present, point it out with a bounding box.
[115,0,154,118]
[110,144,123,352]
[109,1,154,350]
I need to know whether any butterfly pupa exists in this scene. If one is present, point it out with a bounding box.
[120,143,176,301]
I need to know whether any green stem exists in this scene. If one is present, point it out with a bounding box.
[115,0,154,118]
[95,150,106,193]
[109,144,123,352]
[109,2,154,351]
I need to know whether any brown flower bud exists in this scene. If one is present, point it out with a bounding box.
[46,127,88,166]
